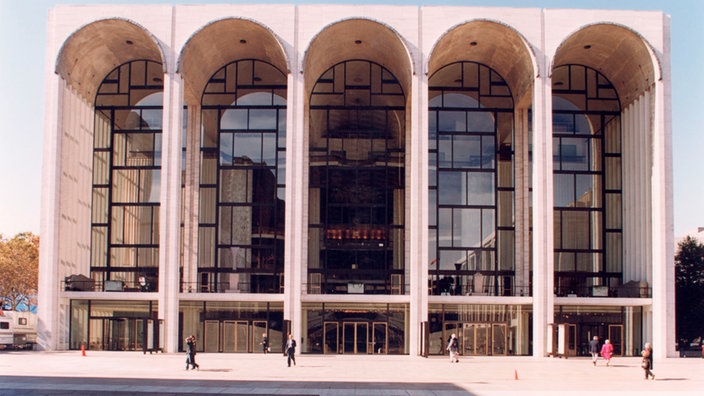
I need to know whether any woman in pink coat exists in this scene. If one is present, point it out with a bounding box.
[600,339,614,366]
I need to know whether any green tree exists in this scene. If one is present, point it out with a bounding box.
[0,232,39,311]
[675,235,704,345]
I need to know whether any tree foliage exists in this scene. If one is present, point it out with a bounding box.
[0,232,39,311]
[675,236,704,343]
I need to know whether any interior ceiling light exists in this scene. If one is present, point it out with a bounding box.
[240,39,247,44]
[355,39,362,44]
[470,41,478,46]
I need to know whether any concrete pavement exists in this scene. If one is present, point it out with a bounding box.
[0,351,702,395]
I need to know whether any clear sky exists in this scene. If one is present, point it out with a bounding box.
[1,0,702,239]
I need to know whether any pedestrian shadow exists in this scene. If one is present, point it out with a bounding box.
[653,377,687,381]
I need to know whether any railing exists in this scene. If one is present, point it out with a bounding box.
[63,277,157,292]
[303,282,409,295]
[180,282,283,294]
[429,284,532,297]
[554,284,651,298]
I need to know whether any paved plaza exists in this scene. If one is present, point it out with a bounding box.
[0,351,702,395]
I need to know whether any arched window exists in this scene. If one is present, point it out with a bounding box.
[91,60,164,291]
[308,60,406,295]
[552,64,622,297]
[198,60,287,293]
[428,61,515,296]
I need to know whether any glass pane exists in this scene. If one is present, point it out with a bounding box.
[438,111,466,132]
[562,211,589,250]
[221,109,248,130]
[467,172,494,206]
[553,174,575,207]
[220,133,233,165]
[560,137,589,171]
[234,133,262,163]
[468,111,494,133]
[454,208,480,247]
[453,135,480,168]
[439,171,464,205]
[249,109,277,130]
[555,252,575,271]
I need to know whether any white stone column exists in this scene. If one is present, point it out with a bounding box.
[651,25,675,358]
[158,71,184,353]
[286,64,306,340]
[408,56,428,357]
[531,60,554,358]
[38,70,63,351]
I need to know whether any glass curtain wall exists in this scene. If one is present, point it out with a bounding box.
[552,65,622,297]
[428,61,515,296]
[179,301,284,353]
[198,60,287,294]
[308,60,406,295]
[69,299,158,351]
[91,60,164,291]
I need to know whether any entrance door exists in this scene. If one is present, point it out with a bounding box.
[342,322,368,354]
[608,324,624,356]
[492,324,507,355]
[324,322,339,354]
[462,323,491,356]
[105,318,127,350]
[566,324,577,356]
[222,321,249,352]
[204,320,219,352]
[252,320,268,353]
[372,322,388,354]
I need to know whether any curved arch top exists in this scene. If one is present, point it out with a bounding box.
[303,18,414,99]
[552,23,662,106]
[178,18,290,105]
[55,18,165,101]
[428,20,537,106]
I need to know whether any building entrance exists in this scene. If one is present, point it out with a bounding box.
[323,321,388,354]
[88,317,147,351]
[203,320,268,353]
[443,322,508,356]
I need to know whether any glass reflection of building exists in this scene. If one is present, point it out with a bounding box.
[428,61,516,298]
[41,5,673,359]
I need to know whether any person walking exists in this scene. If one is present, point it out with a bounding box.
[285,334,297,367]
[641,342,655,380]
[589,336,600,366]
[185,335,199,370]
[261,332,269,354]
[446,333,459,363]
[600,339,614,366]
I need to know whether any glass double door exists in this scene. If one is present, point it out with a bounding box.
[204,320,268,353]
[324,321,387,354]
[444,322,508,356]
[88,317,146,351]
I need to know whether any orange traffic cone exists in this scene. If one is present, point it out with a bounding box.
[514,369,519,380]
[81,344,86,357]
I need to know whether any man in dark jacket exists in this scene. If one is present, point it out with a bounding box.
[185,335,199,370]
[285,334,296,367]
[589,336,600,366]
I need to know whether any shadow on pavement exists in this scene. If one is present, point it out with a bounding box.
[0,375,475,395]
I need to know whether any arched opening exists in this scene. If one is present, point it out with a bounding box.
[428,61,515,298]
[307,59,405,297]
[196,59,287,295]
[91,60,164,292]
